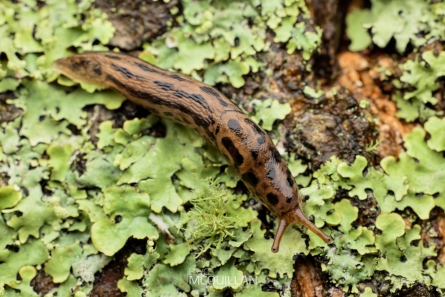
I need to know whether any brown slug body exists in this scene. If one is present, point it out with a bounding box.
[53,52,331,252]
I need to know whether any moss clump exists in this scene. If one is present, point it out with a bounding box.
[182,179,254,255]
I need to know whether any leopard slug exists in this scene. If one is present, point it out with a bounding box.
[53,52,331,252]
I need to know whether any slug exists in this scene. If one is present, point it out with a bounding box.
[53,52,331,252]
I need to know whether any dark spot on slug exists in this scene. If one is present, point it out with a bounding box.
[241,172,259,186]
[169,74,186,81]
[92,63,102,75]
[227,118,243,137]
[182,117,191,125]
[154,80,175,92]
[70,59,90,70]
[222,137,244,167]
[164,112,173,117]
[215,123,220,135]
[286,169,294,187]
[286,196,293,203]
[250,149,259,160]
[112,64,139,79]
[267,193,279,205]
[105,54,122,60]
[71,59,103,77]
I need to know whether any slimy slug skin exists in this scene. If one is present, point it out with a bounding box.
[53,52,332,252]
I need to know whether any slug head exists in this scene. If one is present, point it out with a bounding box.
[53,53,107,86]
[271,206,332,253]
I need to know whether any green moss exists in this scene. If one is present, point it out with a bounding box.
[181,180,256,256]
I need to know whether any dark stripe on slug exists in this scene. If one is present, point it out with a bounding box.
[112,64,139,79]
[271,148,282,163]
[134,62,163,75]
[219,99,229,107]
[206,130,216,143]
[174,90,211,111]
[241,172,258,186]
[244,118,266,145]
[200,86,229,107]
[154,81,175,92]
[286,169,294,187]
[267,193,279,205]
[220,109,245,118]
[200,86,221,99]
[221,137,244,167]
[188,93,208,107]
[106,74,214,132]
[227,119,243,137]
[164,112,173,117]
[173,89,186,98]
[169,74,187,81]
[105,54,122,60]
[150,109,160,115]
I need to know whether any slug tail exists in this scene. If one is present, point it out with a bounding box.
[271,208,332,253]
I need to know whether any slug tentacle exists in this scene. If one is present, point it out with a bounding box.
[53,52,331,253]
[273,208,332,253]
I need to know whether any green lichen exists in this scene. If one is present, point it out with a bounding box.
[142,0,321,88]
[314,123,445,292]
[249,99,292,131]
[347,1,445,123]
[346,0,445,53]
[425,116,445,151]
[91,187,158,256]
[392,51,445,121]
